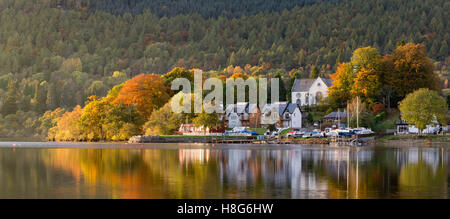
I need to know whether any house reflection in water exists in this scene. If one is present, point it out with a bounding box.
[178,149,211,165]
[0,145,447,198]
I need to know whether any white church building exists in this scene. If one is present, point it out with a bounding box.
[291,77,333,106]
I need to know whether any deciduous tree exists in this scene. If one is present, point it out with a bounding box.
[399,88,447,133]
[115,74,170,120]
[384,43,440,102]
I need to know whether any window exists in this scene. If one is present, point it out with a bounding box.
[284,113,290,119]
[316,92,323,103]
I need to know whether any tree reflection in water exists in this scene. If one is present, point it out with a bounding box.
[0,145,448,198]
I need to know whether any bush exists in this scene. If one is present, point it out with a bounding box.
[350,112,375,129]
[375,111,387,123]
[371,103,385,115]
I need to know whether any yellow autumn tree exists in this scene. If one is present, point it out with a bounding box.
[328,62,355,107]
[49,105,85,141]
[351,67,381,104]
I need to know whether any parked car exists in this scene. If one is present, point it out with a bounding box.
[311,131,324,138]
[353,128,374,135]
[241,130,259,136]
[302,132,312,138]
[287,131,304,138]
[324,128,338,137]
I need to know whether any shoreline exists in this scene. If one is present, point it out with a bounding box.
[2,135,449,147]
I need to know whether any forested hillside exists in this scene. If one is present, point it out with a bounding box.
[52,0,341,18]
[0,0,448,137]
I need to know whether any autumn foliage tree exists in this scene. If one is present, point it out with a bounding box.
[329,44,441,110]
[115,74,170,120]
[383,43,440,102]
[48,105,84,141]
[352,67,381,104]
[328,62,355,107]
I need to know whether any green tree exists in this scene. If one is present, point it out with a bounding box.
[46,83,59,110]
[447,95,450,109]
[193,108,220,133]
[350,46,381,72]
[0,80,18,116]
[32,81,48,113]
[144,101,181,135]
[398,88,447,133]
[274,73,288,101]
[309,66,320,78]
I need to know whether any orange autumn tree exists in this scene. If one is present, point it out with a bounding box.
[115,74,170,120]
[384,43,440,101]
[328,62,355,107]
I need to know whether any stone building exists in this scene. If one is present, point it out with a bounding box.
[291,77,333,106]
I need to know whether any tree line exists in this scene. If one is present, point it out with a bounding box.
[0,0,448,137]
[51,0,340,18]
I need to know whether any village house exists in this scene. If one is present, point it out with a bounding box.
[291,77,333,106]
[223,102,261,128]
[178,124,225,135]
[395,115,446,134]
[396,118,409,134]
[260,102,302,128]
[323,111,347,124]
[179,124,210,135]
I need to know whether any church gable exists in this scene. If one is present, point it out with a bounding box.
[292,77,332,106]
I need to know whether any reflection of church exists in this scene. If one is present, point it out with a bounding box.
[291,77,332,106]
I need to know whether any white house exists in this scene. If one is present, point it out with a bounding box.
[284,103,303,128]
[260,102,302,128]
[291,77,333,106]
[224,102,260,128]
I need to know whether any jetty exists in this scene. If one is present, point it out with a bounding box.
[128,134,374,146]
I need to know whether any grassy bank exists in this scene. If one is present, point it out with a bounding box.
[377,134,450,143]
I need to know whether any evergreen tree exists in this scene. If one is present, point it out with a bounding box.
[33,81,48,113]
[46,83,59,110]
[0,80,18,116]
[309,66,320,78]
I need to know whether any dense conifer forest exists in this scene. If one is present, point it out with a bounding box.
[0,0,448,138]
[53,0,342,18]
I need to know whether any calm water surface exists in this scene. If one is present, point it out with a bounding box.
[0,142,448,199]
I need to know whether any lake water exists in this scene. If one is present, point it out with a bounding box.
[0,142,448,199]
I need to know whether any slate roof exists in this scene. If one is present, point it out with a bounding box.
[291,77,333,92]
[324,112,347,119]
[396,118,409,125]
[291,78,316,92]
[225,102,258,115]
[285,103,300,114]
[261,102,290,116]
[322,78,333,87]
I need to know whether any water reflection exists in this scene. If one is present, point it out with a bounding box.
[0,144,448,198]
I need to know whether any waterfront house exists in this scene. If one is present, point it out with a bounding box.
[323,111,347,124]
[395,115,445,134]
[260,102,302,128]
[179,124,210,135]
[178,124,225,135]
[396,118,409,134]
[291,77,333,106]
[224,102,261,128]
